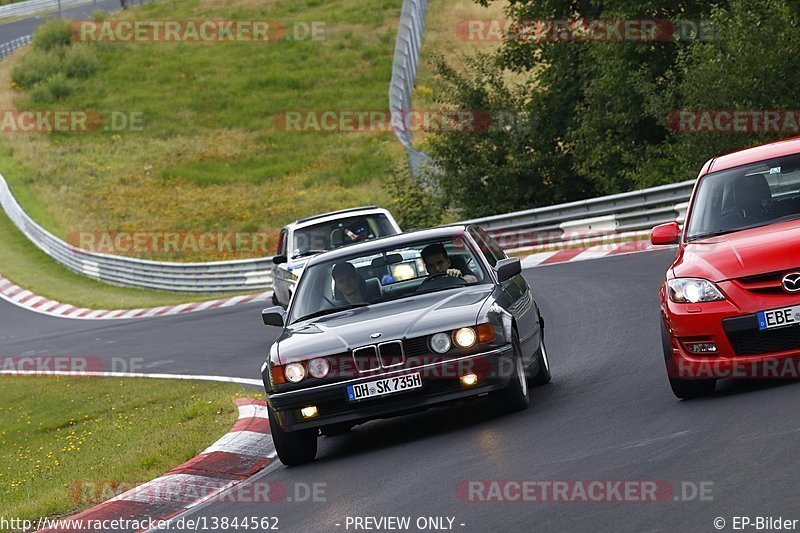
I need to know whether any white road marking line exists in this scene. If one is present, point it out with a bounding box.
[0,370,262,386]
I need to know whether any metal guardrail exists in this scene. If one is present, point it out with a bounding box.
[389,0,432,178]
[0,175,273,292]
[465,180,695,252]
[0,0,90,20]
[0,35,32,61]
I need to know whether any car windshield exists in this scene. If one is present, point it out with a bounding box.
[686,153,800,241]
[288,236,489,323]
[291,214,397,258]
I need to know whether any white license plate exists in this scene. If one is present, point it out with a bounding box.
[346,372,422,402]
[758,305,800,330]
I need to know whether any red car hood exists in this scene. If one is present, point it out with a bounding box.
[673,220,800,282]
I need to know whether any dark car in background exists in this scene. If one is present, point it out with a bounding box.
[260,225,551,465]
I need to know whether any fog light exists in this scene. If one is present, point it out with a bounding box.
[685,342,718,354]
[300,406,318,419]
[460,373,479,386]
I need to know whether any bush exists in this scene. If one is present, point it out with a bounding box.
[64,44,100,79]
[33,19,72,52]
[11,49,61,88]
[39,72,76,102]
[386,164,443,230]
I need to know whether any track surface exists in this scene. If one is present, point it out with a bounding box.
[4,249,800,532]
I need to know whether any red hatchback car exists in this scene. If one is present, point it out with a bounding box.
[653,137,800,398]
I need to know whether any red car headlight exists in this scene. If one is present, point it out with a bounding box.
[668,278,725,303]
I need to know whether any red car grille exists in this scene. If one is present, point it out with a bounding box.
[734,270,800,295]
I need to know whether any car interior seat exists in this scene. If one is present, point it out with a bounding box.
[733,173,772,222]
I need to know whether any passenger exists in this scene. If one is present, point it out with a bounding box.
[420,243,477,283]
[332,262,369,304]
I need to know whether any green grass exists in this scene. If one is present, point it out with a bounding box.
[0,0,403,265]
[0,376,263,523]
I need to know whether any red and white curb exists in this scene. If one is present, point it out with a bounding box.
[0,274,270,320]
[38,398,274,533]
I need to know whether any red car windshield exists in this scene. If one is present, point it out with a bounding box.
[686,153,800,241]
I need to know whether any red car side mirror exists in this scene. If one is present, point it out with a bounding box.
[650,222,681,245]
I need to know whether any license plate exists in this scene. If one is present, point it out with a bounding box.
[346,372,422,402]
[758,305,800,330]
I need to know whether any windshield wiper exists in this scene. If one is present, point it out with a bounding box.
[294,303,369,323]
[686,229,734,242]
[291,250,328,259]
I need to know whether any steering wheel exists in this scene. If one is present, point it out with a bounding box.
[417,272,468,292]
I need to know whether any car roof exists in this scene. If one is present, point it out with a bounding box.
[287,206,388,230]
[703,135,800,176]
[304,225,470,266]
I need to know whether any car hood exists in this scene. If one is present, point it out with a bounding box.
[674,220,800,282]
[276,285,494,364]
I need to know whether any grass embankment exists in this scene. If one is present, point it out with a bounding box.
[0,377,262,523]
[0,0,407,263]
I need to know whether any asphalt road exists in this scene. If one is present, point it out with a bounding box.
[4,249,800,532]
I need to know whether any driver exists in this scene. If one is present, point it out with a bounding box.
[420,243,477,283]
[332,262,370,304]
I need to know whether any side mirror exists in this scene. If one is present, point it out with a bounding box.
[495,257,521,282]
[262,306,286,327]
[651,222,681,246]
[273,255,287,265]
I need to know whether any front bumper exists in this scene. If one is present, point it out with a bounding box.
[267,345,514,432]
[663,281,800,379]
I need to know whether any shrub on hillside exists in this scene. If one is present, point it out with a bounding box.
[33,19,72,52]
[64,44,100,79]
[11,49,61,88]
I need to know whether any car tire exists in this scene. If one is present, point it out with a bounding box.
[271,293,280,306]
[668,376,716,399]
[268,405,317,466]
[492,329,530,414]
[661,321,716,399]
[529,324,552,386]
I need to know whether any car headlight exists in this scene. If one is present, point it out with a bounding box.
[284,362,306,383]
[430,332,451,354]
[307,358,330,379]
[453,327,477,348]
[668,278,725,303]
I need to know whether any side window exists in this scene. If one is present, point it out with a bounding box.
[469,228,499,267]
[481,229,507,262]
[277,229,288,256]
